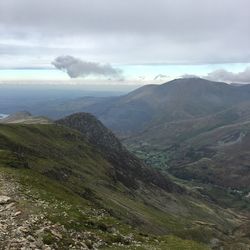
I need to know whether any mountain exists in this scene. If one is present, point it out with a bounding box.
[8,79,250,196]
[28,78,250,136]
[0,112,248,249]
[115,79,250,226]
[121,82,250,191]
[71,78,249,135]
[9,78,250,199]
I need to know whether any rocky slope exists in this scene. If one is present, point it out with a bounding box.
[0,172,86,250]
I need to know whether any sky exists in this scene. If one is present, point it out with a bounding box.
[0,0,250,84]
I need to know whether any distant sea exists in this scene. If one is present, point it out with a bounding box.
[0,114,9,119]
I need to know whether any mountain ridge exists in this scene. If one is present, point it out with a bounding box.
[77,78,250,135]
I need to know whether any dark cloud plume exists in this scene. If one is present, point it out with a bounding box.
[52,56,122,78]
[205,67,250,83]
[154,74,168,80]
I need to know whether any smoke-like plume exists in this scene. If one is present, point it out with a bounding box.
[52,55,122,79]
[154,74,168,80]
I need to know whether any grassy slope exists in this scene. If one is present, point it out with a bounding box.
[124,103,250,167]
[126,117,250,207]
[166,121,250,189]
[0,123,246,248]
[125,103,250,191]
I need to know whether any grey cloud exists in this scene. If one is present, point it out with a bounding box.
[52,55,122,79]
[0,0,250,65]
[0,0,247,38]
[205,67,250,83]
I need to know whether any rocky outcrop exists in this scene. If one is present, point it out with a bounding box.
[0,196,11,205]
[56,113,183,193]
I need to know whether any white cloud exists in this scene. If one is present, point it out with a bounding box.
[205,67,250,83]
[181,74,200,79]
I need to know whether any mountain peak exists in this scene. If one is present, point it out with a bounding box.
[161,77,230,88]
[56,112,122,152]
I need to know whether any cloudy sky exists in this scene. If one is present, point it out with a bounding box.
[0,0,250,84]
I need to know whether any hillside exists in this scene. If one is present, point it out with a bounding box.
[168,120,250,189]
[125,101,250,162]
[0,113,249,249]
[124,101,250,192]
[56,113,175,191]
[127,115,250,190]
[109,78,250,135]
[24,78,250,136]
[116,80,250,225]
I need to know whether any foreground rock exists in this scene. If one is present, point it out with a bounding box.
[0,196,11,205]
[0,173,100,249]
